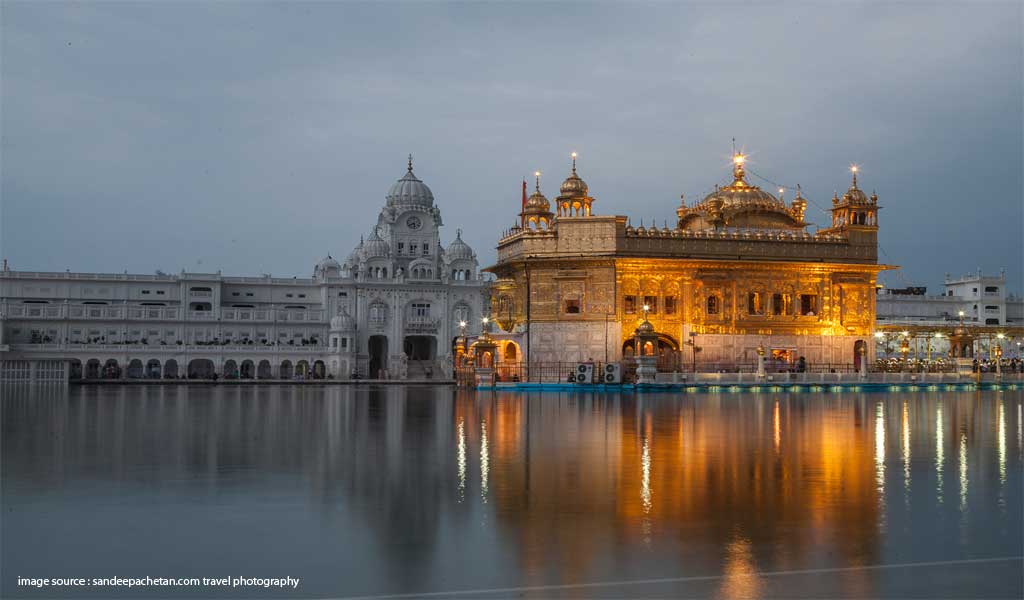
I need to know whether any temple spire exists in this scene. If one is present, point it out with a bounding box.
[534,171,541,192]
[407,154,413,173]
[571,151,577,174]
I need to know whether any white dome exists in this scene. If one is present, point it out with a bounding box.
[445,229,475,261]
[316,255,341,273]
[344,240,363,267]
[363,228,390,259]
[330,310,356,332]
[386,156,434,208]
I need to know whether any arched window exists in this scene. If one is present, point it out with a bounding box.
[706,295,720,315]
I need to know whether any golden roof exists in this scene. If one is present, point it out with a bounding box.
[558,154,589,199]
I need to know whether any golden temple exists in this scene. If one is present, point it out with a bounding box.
[485,150,894,370]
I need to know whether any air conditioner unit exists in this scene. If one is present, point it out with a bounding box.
[574,363,594,384]
[602,362,621,384]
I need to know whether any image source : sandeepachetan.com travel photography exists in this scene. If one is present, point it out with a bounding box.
[1,2,1022,599]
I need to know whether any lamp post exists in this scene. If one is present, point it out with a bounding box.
[899,332,910,372]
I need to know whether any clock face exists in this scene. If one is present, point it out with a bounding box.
[406,216,422,230]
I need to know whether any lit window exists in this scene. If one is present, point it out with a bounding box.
[624,295,636,314]
[747,292,764,315]
[664,296,677,314]
[799,294,818,316]
[706,295,720,315]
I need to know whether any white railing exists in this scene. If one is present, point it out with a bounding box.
[9,343,326,353]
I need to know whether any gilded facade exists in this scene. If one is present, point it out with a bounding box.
[486,153,892,369]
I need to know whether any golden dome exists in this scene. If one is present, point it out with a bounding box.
[559,153,589,198]
[524,173,551,213]
[841,168,869,204]
[678,153,806,231]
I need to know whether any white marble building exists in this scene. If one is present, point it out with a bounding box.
[0,158,488,381]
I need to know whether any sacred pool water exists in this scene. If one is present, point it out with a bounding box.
[2,384,1022,598]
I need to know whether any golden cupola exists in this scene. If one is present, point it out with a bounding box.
[521,171,554,231]
[556,152,594,217]
[677,152,807,231]
[825,165,879,230]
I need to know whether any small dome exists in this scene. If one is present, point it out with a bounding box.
[559,159,589,198]
[363,228,390,258]
[386,155,434,208]
[315,255,341,278]
[344,239,364,266]
[635,319,655,335]
[842,184,869,204]
[330,310,356,332]
[446,229,475,261]
[524,190,550,212]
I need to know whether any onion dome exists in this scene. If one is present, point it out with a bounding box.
[345,238,364,266]
[678,152,805,232]
[363,227,390,258]
[559,153,589,198]
[636,220,647,235]
[445,228,475,261]
[330,309,356,332]
[386,155,434,208]
[635,318,655,335]
[525,184,550,212]
[314,255,341,278]
[841,167,869,204]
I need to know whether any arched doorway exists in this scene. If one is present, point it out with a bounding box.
[280,360,293,380]
[103,359,121,379]
[240,360,255,379]
[296,360,310,378]
[504,342,518,363]
[85,359,101,379]
[369,335,388,378]
[145,359,162,379]
[257,360,272,379]
[223,360,239,379]
[403,336,436,360]
[164,359,179,379]
[853,339,866,370]
[69,359,83,380]
[188,359,215,379]
[313,360,326,379]
[127,359,144,379]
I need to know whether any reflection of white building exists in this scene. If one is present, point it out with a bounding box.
[0,158,487,381]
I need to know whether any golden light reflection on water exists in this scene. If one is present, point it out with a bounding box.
[773,400,781,454]
[875,402,886,516]
[998,401,1006,486]
[720,535,763,599]
[457,418,467,502]
[959,431,968,512]
[936,404,944,504]
[902,401,911,497]
[480,419,489,503]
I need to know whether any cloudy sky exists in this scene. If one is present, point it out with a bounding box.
[2,2,1021,292]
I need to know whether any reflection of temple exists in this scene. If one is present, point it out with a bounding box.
[6,387,1020,596]
[486,150,892,370]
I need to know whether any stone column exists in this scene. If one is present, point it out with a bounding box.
[756,345,766,379]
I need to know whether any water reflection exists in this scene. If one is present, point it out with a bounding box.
[1,385,1022,598]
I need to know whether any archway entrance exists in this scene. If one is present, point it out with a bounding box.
[103,359,121,379]
[69,359,83,380]
[85,359,101,379]
[313,360,326,379]
[188,359,215,379]
[369,335,388,378]
[257,360,272,379]
[127,359,144,379]
[164,359,179,379]
[296,360,310,378]
[853,340,866,370]
[240,360,255,379]
[146,359,162,379]
[403,335,436,360]
[280,360,293,380]
[223,360,239,379]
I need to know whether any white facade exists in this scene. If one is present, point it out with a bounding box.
[876,270,1021,328]
[0,160,487,381]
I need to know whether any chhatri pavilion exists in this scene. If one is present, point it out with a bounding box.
[485,150,893,371]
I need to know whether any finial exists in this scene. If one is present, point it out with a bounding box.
[571,151,577,174]
[534,171,541,192]
[796,183,802,198]
[732,153,746,182]
[778,187,785,201]
[456,228,462,239]
[679,193,685,206]
[407,154,414,172]
[850,164,858,188]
